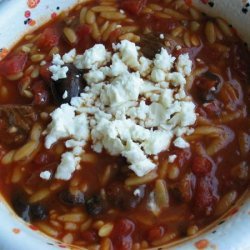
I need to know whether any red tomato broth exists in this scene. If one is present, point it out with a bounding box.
[0,0,249,249]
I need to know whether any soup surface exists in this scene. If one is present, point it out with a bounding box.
[0,0,250,249]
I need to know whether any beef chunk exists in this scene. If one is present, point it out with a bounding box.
[0,105,37,147]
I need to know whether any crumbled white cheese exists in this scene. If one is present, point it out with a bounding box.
[143,131,172,155]
[153,156,159,162]
[159,34,164,40]
[45,104,75,148]
[122,140,156,177]
[62,90,68,99]
[168,154,177,163]
[62,49,76,63]
[154,48,175,72]
[114,40,140,69]
[74,44,111,70]
[40,171,51,180]
[84,69,106,84]
[167,72,186,86]
[40,60,46,66]
[49,65,69,81]
[139,56,152,77]
[174,137,190,148]
[160,89,173,108]
[109,53,128,76]
[45,41,196,180]
[176,53,192,76]
[52,54,64,66]
[100,72,142,106]
[45,104,89,149]
[55,152,80,180]
[180,102,196,126]
[151,68,165,82]
[176,45,182,50]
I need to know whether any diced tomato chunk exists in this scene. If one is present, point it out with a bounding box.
[76,24,91,38]
[203,101,221,117]
[194,176,218,215]
[108,29,122,45]
[111,218,135,250]
[39,63,52,83]
[147,226,165,242]
[172,149,192,168]
[120,0,147,15]
[32,80,49,105]
[196,107,207,117]
[81,230,98,243]
[112,219,135,236]
[38,27,60,48]
[113,236,133,250]
[153,18,179,33]
[192,156,212,176]
[0,52,27,77]
[76,24,92,52]
[230,42,250,82]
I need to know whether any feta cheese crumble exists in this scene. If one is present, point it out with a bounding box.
[168,155,177,163]
[40,171,51,180]
[46,40,196,180]
[49,54,69,81]
[62,90,68,99]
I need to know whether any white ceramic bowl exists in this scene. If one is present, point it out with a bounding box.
[0,1,250,249]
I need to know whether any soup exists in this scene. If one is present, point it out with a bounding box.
[0,0,249,249]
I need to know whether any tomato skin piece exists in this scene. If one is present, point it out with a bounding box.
[230,42,250,82]
[108,29,122,45]
[194,176,214,215]
[153,18,179,33]
[38,27,60,48]
[113,236,133,250]
[192,156,212,176]
[176,149,192,167]
[32,80,49,105]
[120,0,147,15]
[76,24,93,52]
[147,226,165,242]
[76,24,91,38]
[113,219,135,236]
[0,52,27,77]
[203,101,221,117]
[81,230,99,243]
[111,219,135,250]
[39,63,52,83]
